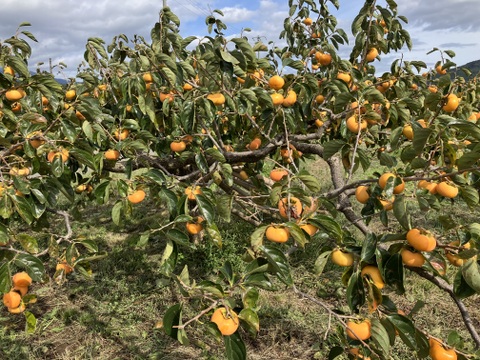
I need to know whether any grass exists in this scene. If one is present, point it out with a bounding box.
[0,160,479,359]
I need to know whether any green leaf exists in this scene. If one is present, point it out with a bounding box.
[309,215,343,241]
[261,245,293,286]
[412,128,433,154]
[243,272,274,290]
[0,263,12,293]
[206,223,223,248]
[242,287,259,309]
[462,259,480,293]
[17,234,39,254]
[453,269,476,299]
[196,194,215,224]
[387,314,417,350]
[361,233,377,263]
[328,346,344,359]
[384,253,405,294]
[461,186,479,207]
[205,148,226,163]
[286,221,308,248]
[239,308,260,336]
[224,332,246,360]
[442,117,480,140]
[314,250,331,275]
[250,225,267,249]
[220,50,240,65]
[166,229,191,247]
[25,311,37,334]
[322,140,346,160]
[14,254,45,281]
[163,303,182,339]
[0,223,9,246]
[393,195,410,230]
[216,195,233,223]
[415,329,430,358]
[13,196,34,225]
[111,200,123,226]
[371,318,391,356]
[297,173,321,193]
[195,153,209,174]
[346,272,365,312]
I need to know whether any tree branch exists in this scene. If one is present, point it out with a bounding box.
[408,266,480,349]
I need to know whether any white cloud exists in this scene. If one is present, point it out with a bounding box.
[0,0,478,78]
[220,7,255,23]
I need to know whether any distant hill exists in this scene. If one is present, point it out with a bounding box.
[456,60,480,79]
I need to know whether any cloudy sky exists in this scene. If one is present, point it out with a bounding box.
[0,0,479,78]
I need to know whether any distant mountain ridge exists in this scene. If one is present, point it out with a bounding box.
[456,59,480,78]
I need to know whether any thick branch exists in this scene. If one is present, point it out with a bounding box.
[408,266,480,348]
[327,156,370,235]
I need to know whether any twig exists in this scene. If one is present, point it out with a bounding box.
[292,285,380,356]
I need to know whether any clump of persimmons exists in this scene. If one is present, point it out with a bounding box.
[2,271,33,314]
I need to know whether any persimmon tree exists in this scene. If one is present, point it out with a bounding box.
[1,0,480,358]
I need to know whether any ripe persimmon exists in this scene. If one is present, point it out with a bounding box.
[278,196,302,219]
[211,307,239,336]
[346,115,367,133]
[207,93,226,106]
[270,168,288,182]
[403,124,414,140]
[331,249,354,267]
[337,72,351,84]
[442,94,459,112]
[8,303,26,314]
[56,261,74,274]
[127,189,146,204]
[4,66,14,76]
[400,248,425,267]
[366,47,379,62]
[436,65,447,75]
[436,182,458,198]
[361,265,385,289]
[47,148,69,163]
[104,149,120,161]
[378,172,405,194]
[27,131,45,149]
[282,90,297,107]
[265,225,290,243]
[247,138,262,151]
[12,272,32,287]
[355,185,370,204]
[268,75,285,90]
[114,128,130,140]
[3,291,21,309]
[303,17,313,26]
[143,73,153,83]
[406,228,436,252]
[429,338,457,360]
[445,240,471,267]
[65,89,76,101]
[159,91,176,103]
[14,286,28,296]
[300,223,318,236]
[185,186,202,201]
[346,319,371,341]
[170,141,187,153]
[418,180,437,194]
[315,94,325,104]
[315,52,332,66]
[271,92,284,106]
[186,217,204,235]
[5,89,24,101]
